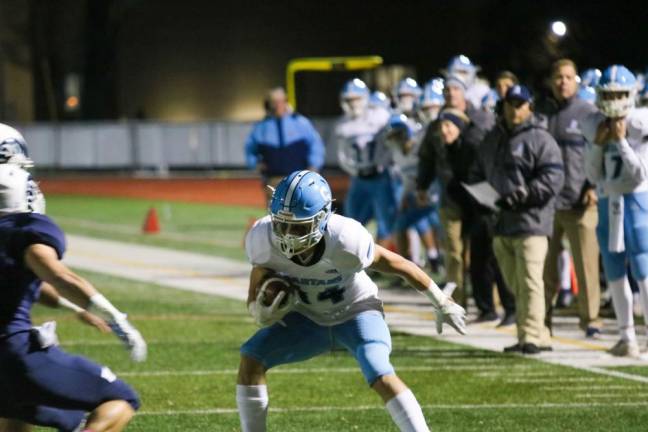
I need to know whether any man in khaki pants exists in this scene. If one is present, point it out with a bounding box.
[537,59,601,337]
[469,85,564,354]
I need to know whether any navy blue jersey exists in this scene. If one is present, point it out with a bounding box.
[0,213,65,338]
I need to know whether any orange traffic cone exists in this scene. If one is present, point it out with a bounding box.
[570,258,579,295]
[142,207,161,234]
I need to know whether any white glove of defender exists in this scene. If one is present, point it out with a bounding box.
[90,294,147,362]
[248,281,295,327]
[108,313,148,362]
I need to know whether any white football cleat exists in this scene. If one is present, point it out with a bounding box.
[607,339,640,358]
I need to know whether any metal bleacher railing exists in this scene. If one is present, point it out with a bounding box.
[19,119,340,172]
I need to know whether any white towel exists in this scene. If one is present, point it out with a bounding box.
[608,194,625,253]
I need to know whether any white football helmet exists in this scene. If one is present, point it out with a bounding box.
[0,164,30,215]
[0,123,33,167]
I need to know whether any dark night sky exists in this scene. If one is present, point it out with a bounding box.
[70,0,648,120]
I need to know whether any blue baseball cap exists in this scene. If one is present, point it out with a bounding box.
[505,84,533,103]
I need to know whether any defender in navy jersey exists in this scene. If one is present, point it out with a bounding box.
[0,164,145,432]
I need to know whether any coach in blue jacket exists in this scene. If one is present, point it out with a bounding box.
[245,87,325,201]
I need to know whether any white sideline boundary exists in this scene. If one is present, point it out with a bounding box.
[137,401,648,416]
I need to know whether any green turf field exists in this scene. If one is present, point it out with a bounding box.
[46,195,265,261]
[39,194,648,431]
[30,269,648,432]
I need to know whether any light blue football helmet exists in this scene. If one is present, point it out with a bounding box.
[481,89,499,113]
[597,65,637,117]
[421,79,444,106]
[0,123,32,167]
[269,170,333,258]
[446,54,478,86]
[369,90,391,110]
[580,68,602,88]
[394,77,422,114]
[577,86,596,105]
[384,113,417,149]
[340,78,370,117]
[419,79,445,123]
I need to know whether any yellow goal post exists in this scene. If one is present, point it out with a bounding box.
[285,56,383,110]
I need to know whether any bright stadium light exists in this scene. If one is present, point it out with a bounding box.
[551,20,567,37]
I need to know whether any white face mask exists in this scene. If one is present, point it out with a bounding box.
[341,97,368,118]
[420,105,441,124]
[596,89,635,118]
[270,210,327,259]
[397,95,416,113]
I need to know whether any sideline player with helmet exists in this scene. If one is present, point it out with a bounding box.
[369,90,392,110]
[419,78,445,126]
[394,77,423,119]
[236,170,466,432]
[584,65,648,357]
[335,78,395,247]
[444,55,490,109]
[0,164,146,431]
[384,114,442,272]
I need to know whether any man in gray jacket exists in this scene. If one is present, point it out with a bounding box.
[537,59,601,338]
[469,85,564,354]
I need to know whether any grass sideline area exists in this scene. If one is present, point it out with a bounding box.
[40,193,648,430]
[47,195,265,261]
[30,270,648,431]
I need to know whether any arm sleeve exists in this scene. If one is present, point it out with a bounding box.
[304,118,326,170]
[525,132,565,207]
[244,219,272,266]
[4,216,66,264]
[615,130,648,183]
[335,125,358,176]
[333,221,375,273]
[416,125,438,190]
[244,126,259,170]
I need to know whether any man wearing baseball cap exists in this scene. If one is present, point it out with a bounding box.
[468,84,564,354]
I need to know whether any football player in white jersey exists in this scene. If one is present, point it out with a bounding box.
[444,55,490,109]
[384,114,442,271]
[335,78,395,247]
[584,65,648,357]
[236,170,466,432]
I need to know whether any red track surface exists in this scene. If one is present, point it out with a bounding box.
[40,176,350,208]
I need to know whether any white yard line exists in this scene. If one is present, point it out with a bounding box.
[62,234,648,383]
[137,401,648,416]
[117,364,536,378]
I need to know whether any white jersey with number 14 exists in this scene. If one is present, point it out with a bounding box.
[245,214,383,326]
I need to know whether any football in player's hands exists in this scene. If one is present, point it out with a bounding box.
[259,277,293,307]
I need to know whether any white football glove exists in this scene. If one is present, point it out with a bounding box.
[434,301,467,335]
[108,313,148,362]
[89,294,147,362]
[248,279,295,327]
[420,281,467,335]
